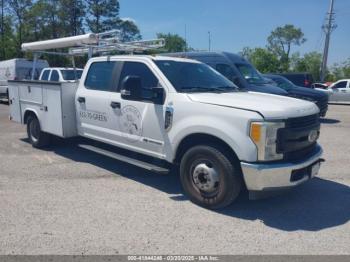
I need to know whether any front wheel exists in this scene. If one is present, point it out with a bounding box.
[27,115,50,148]
[180,145,242,209]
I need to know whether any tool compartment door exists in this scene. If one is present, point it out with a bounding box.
[18,82,43,104]
[8,83,21,123]
[40,83,64,136]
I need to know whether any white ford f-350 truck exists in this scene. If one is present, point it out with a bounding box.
[8,55,324,209]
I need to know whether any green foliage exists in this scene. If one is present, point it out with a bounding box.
[0,0,142,64]
[328,59,350,80]
[117,19,141,42]
[290,52,322,81]
[86,0,120,33]
[240,47,280,73]
[267,24,306,71]
[156,33,187,52]
[0,16,17,60]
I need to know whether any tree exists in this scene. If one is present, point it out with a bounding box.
[59,0,85,36]
[267,24,306,71]
[156,33,186,52]
[0,16,17,60]
[8,0,32,56]
[329,59,350,80]
[117,19,141,42]
[86,0,119,33]
[240,47,280,73]
[290,52,323,81]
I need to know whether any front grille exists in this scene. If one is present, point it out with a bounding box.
[277,114,320,161]
[285,114,319,128]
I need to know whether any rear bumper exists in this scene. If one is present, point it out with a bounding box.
[241,145,323,192]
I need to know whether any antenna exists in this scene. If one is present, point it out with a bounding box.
[320,0,337,81]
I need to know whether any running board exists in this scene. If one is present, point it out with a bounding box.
[78,144,169,174]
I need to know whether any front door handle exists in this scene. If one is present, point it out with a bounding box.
[77,97,86,103]
[110,101,121,109]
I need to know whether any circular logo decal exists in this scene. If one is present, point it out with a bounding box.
[308,130,318,143]
[119,105,143,142]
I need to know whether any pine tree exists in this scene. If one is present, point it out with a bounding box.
[85,0,119,33]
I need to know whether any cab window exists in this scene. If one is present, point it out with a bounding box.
[118,62,158,91]
[50,70,59,82]
[41,70,50,81]
[85,62,119,91]
[333,81,347,89]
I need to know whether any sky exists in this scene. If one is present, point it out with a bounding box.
[119,0,350,65]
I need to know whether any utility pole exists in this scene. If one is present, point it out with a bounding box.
[320,0,337,81]
[208,31,211,51]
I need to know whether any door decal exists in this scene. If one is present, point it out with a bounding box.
[119,105,143,142]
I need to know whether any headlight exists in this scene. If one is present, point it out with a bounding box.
[250,121,285,161]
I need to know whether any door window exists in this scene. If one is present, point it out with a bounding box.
[41,70,50,81]
[333,81,347,89]
[118,62,159,91]
[84,62,119,91]
[50,70,59,82]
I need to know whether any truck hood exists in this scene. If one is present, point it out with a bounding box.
[187,91,319,119]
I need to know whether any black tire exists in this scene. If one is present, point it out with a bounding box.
[180,145,242,209]
[27,115,50,148]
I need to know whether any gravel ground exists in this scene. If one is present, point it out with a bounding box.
[0,102,349,255]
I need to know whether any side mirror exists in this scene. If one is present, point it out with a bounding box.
[121,76,142,101]
[121,75,165,104]
[151,87,165,105]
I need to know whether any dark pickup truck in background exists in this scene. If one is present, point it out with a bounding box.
[263,74,329,117]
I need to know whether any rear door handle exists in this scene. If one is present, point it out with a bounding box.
[77,97,85,103]
[110,101,121,109]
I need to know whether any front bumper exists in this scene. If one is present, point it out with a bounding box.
[241,145,323,192]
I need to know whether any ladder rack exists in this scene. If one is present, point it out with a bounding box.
[21,30,166,79]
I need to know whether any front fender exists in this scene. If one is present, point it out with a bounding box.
[168,113,259,163]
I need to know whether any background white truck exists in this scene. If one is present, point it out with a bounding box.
[8,55,324,209]
[315,79,350,103]
[39,67,84,82]
[0,58,48,99]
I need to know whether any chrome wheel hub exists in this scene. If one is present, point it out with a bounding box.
[192,163,219,193]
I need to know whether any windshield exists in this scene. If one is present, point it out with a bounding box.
[270,76,295,90]
[155,60,237,93]
[60,69,83,80]
[235,63,267,85]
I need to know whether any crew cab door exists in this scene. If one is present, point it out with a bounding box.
[115,61,167,158]
[76,61,122,143]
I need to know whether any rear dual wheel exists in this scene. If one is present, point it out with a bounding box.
[180,145,242,209]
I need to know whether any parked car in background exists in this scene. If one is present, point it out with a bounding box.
[275,73,314,88]
[165,52,289,96]
[315,79,350,103]
[39,67,84,82]
[0,58,49,99]
[263,74,329,117]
